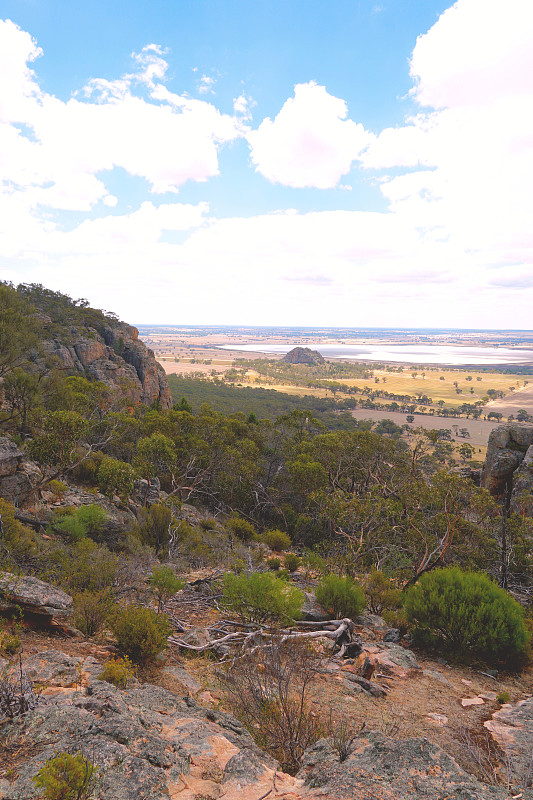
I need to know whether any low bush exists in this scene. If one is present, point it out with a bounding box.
[315,575,365,619]
[96,456,135,500]
[110,605,172,665]
[46,480,68,499]
[284,553,300,573]
[404,567,530,662]
[226,513,256,542]
[221,571,303,624]
[73,589,112,637]
[198,517,218,531]
[48,504,107,543]
[362,570,402,616]
[48,538,117,592]
[497,691,510,704]
[135,504,172,553]
[148,565,184,608]
[267,557,281,571]
[33,751,94,800]
[0,632,21,656]
[98,657,134,689]
[263,529,292,552]
[0,498,39,567]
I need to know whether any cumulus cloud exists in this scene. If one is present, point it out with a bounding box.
[0,20,241,212]
[247,81,374,188]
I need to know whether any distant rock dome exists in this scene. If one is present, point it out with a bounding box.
[282,347,325,365]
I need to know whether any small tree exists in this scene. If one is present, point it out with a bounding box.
[148,565,184,610]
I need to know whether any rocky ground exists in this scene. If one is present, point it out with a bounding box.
[1,573,532,799]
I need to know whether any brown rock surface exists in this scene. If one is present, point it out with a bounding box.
[481,422,533,499]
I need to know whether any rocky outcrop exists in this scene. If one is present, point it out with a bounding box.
[485,696,533,791]
[283,347,325,365]
[0,438,42,505]
[481,423,533,509]
[0,649,518,800]
[0,573,72,623]
[40,321,171,409]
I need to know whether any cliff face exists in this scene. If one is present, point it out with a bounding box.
[481,423,533,514]
[40,319,171,409]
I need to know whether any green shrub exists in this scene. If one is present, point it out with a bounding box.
[73,589,112,637]
[267,557,281,571]
[50,539,117,592]
[0,498,38,567]
[497,691,511,704]
[48,504,107,543]
[404,567,530,662]
[226,513,256,542]
[135,503,172,552]
[47,480,68,499]
[263,529,292,552]
[148,565,184,608]
[33,751,94,800]
[97,456,135,500]
[76,505,107,541]
[98,657,134,689]
[0,632,21,656]
[110,605,171,665]
[221,572,303,624]
[315,575,365,619]
[362,570,402,615]
[199,517,218,531]
[284,553,300,573]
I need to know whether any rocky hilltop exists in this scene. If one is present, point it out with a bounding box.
[40,318,171,409]
[283,347,325,365]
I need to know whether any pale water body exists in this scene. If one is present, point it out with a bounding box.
[220,343,533,366]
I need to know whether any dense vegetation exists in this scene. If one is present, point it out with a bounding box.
[1,281,532,676]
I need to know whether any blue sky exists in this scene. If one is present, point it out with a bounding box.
[0,0,532,327]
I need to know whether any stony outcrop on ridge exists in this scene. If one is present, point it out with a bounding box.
[40,319,171,409]
[0,573,72,623]
[283,347,325,365]
[0,438,41,505]
[0,649,519,800]
[481,423,533,512]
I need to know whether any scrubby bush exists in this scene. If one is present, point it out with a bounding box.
[226,513,256,542]
[362,570,402,616]
[98,657,134,689]
[315,575,365,619]
[198,517,218,531]
[404,567,530,662]
[0,498,38,567]
[497,691,511,704]
[135,503,172,553]
[267,557,281,571]
[96,456,135,500]
[75,505,107,541]
[221,572,303,624]
[47,480,68,499]
[33,751,94,800]
[284,553,300,573]
[148,565,184,609]
[48,538,117,593]
[48,504,107,543]
[263,529,292,552]
[110,605,171,665]
[0,632,21,656]
[73,589,112,637]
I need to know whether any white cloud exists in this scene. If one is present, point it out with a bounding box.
[247,81,374,188]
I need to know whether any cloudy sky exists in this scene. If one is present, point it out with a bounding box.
[0,0,532,328]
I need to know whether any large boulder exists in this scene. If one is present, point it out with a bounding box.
[485,696,533,790]
[0,572,72,623]
[481,423,533,501]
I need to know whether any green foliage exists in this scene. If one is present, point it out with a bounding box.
[73,589,113,637]
[284,553,301,573]
[0,498,39,567]
[404,567,530,662]
[98,657,134,689]
[48,504,107,543]
[33,751,94,800]
[221,571,303,624]
[0,631,21,655]
[0,283,40,380]
[27,410,90,469]
[267,557,281,571]
[148,565,184,606]
[110,605,171,665]
[263,529,292,552]
[135,503,172,553]
[315,575,365,619]
[135,432,176,482]
[198,517,218,531]
[49,538,117,592]
[96,456,135,500]
[226,513,256,542]
[497,691,511,704]
[362,570,402,616]
[47,480,68,499]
